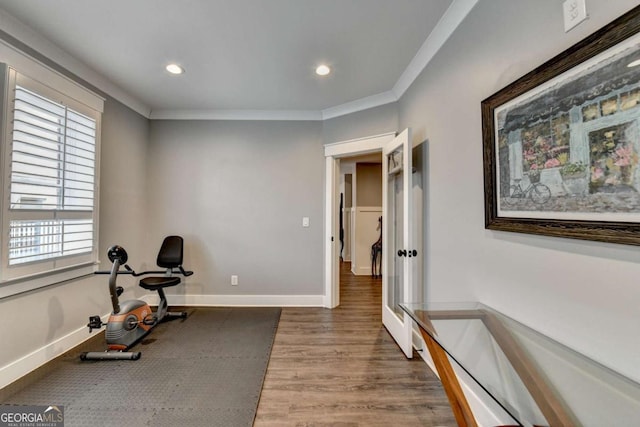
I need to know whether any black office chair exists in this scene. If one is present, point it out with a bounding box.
[139,235,192,322]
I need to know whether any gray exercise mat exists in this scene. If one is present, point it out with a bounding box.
[1,307,281,427]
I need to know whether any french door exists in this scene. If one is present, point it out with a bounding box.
[382,128,415,358]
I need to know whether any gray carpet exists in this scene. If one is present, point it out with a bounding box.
[1,307,281,427]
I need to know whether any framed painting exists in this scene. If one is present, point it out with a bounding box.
[482,5,640,245]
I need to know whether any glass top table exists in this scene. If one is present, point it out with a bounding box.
[400,302,640,427]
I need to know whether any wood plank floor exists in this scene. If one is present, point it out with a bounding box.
[254,261,456,426]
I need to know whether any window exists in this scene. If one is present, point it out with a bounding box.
[1,67,102,285]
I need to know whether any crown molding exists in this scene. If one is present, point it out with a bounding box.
[149,108,322,121]
[321,0,478,120]
[0,0,476,122]
[0,8,152,118]
[321,90,398,120]
[392,0,479,99]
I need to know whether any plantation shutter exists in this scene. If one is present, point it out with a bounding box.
[2,68,101,281]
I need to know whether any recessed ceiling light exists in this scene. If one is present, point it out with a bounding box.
[628,59,640,68]
[316,64,331,76]
[166,63,185,75]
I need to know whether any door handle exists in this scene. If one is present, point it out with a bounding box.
[398,249,417,257]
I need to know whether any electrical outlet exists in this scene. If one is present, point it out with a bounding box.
[231,275,238,286]
[563,0,587,33]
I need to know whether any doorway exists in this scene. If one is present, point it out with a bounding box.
[324,130,424,357]
[339,155,383,276]
[323,133,394,309]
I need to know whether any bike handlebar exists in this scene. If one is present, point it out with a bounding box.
[129,267,194,277]
[95,264,194,277]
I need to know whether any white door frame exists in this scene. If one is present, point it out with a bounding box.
[323,132,396,308]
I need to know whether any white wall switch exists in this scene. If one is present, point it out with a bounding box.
[231,275,238,286]
[302,217,310,227]
[563,0,587,33]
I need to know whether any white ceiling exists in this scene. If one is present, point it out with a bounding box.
[0,0,474,119]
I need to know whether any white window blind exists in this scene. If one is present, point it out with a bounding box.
[8,86,96,265]
[1,66,101,284]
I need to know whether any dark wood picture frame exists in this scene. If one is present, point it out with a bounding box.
[482,6,640,245]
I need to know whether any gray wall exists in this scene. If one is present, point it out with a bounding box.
[323,102,398,143]
[100,98,151,260]
[398,0,640,383]
[147,120,324,297]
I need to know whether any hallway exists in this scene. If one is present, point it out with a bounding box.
[254,261,455,426]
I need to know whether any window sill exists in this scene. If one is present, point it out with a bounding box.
[0,262,96,300]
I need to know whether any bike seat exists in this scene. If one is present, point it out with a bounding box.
[139,236,186,290]
[139,276,181,290]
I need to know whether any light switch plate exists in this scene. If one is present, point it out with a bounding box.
[563,0,587,33]
[302,217,310,227]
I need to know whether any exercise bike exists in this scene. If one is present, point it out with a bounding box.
[80,235,193,361]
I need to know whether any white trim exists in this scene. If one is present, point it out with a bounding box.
[0,65,101,292]
[0,265,94,300]
[392,0,479,98]
[324,132,395,309]
[352,206,383,276]
[324,156,339,308]
[0,41,104,112]
[324,132,396,157]
[321,91,397,120]
[0,315,107,389]
[150,109,323,121]
[141,293,325,307]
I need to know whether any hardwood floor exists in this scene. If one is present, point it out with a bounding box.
[254,261,456,426]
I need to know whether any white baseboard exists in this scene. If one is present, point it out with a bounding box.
[0,314,109,390]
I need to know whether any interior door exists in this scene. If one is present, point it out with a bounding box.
[382,128,415,358]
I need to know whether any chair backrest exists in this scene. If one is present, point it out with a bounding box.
[156,235,184,268]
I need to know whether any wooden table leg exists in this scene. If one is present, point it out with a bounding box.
[419,328,478,427]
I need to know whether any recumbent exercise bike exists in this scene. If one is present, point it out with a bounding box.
[81,235,193,361]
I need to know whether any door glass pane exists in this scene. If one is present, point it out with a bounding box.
[386,148,404,319]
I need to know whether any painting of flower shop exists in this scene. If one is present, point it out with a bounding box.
[497,39,640,215]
